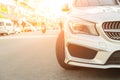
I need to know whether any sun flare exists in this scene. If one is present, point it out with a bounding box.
[36,0,68,17]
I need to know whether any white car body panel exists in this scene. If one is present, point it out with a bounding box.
[63,0,120,69]
[0,19,14,34]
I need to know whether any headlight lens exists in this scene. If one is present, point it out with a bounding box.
[68,21,98,35]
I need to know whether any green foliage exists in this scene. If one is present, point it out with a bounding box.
[0,14,4,18]
[0,4,8,13]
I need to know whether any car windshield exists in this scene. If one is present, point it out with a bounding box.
[74,0,118,7]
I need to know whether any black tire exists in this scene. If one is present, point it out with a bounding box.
[56,30,77,70]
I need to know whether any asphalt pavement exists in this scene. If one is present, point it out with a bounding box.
[0,31,120,80]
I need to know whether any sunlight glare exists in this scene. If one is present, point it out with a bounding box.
[36,0,68,16]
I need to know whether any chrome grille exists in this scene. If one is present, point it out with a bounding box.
[102,21,120,40]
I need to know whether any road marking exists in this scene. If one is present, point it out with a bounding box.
[0,35,58,39]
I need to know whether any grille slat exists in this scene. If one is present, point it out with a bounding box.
[112,22,115,29]
[115,22,118,29]
[102,21,120,40]
[118,23,120,29]
[109,22,113,29]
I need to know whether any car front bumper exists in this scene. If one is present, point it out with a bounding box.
[64,32,120,69]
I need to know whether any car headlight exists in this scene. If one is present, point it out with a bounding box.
[68,20,98,35]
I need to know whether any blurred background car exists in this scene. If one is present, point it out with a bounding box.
[0,19,15,35]
[14,27,22,33]
[22,24,37,32]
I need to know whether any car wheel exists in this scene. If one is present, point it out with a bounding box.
[56,30,78,70]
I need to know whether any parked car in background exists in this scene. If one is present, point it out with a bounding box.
[56,0,120,69]
[14,27,22,33]
[22,24,36,32]
[0,19,15,35]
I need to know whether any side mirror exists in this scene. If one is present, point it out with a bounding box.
[61,4,70,12]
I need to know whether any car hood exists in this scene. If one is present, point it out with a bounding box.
[71,6,120,23]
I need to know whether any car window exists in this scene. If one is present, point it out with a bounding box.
[6,23,12,26]
[0,22,4,26]
[74,0,118,7]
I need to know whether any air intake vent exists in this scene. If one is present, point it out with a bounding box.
[106,51,120,65]
[102,21,120,40]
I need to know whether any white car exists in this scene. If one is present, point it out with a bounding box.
[14,27,22,33]
[23,25,36,32]
[56,0,120,69]
[0,19,15,35]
